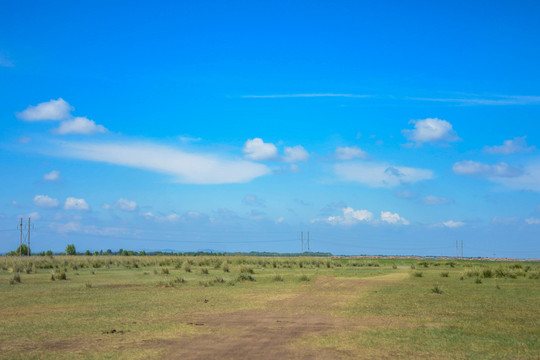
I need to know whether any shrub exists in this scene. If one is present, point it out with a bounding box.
[236,274,255,282]
[528,272,540,280]
[431,286,443,294]
[200,267,209,275]
[392,264,397,269]
[85,281,92,288]
[183,263,192,273]
[410,264,416,270]
[440,272,449,277]
[413,271,423,277]
[240,266,254,274]
[161,267,170,275]
[475,278,482,284]
[213,276,225,284]
[495,268,507,278]
[222,263,230,272]
[173,276,185,284]
[273,275,284,282]
[466,269,480,278]
[199,281,213,287]
[299,275,310,282]
[482,269,493,278]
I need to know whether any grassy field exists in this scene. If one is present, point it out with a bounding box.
[1,256,539,359]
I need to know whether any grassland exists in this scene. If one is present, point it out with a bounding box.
[1,256,539,359]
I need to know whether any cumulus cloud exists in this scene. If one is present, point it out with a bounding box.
[53,117,108,135]
[422,195,451,205]
[380,211,409,225]
[275,216,285,224]
[114,198,138,211]
[283,145,309,162]
[64,197,89,210]
[17,98,73,121]
[43,170,60,181]
[52,141,271,185]
[17,98,107,136]
[315,207,374,225]
[525,217,540,225]
[443,220,465,228]
[402,118,459,144]
[335,146,367,160]
[452,160,522,178]
[484,136,535,155]
[242,138,278,161]
[33,195,59,208]
[335,162,433,187]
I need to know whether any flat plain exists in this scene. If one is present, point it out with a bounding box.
[1,256,539,359]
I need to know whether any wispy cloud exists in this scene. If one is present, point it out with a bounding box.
[409,95,540,106]
[242,93,371,99]
[484,136,535,155]
[0,53,14,67]
[50,141,271,185]
[335,161,433,188]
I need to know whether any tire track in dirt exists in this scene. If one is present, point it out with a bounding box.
[144,273,414,359]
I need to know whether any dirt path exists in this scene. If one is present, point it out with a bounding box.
[147,273,410,359]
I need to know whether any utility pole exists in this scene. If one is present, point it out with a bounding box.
[307,231,310,251]
[27,217,31,256]
[301,232,303,252]
[456,240,458,258]
[19,217,23,256]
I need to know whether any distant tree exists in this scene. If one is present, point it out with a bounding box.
[7,244,30,256]
[139,250,146,256]
[106,249,112,255]
[122,250,129,256]
[93,251,99,256]
[84,250,91,256]
[45,250,53,256]
[65,244,76,256]
[118,248,124,255]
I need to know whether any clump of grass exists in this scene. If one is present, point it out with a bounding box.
[200,267,209,275]
[183,263,192,273]
[440,272,449,277]
[161,267,170,275]
[431,286,443,294]
[273,275,284,282]
[475,278,482,284]
[199,280,213,287]
[413,271,423,277]
[222,263,230,272]
[213,276,225,284]
[410,264,416,270]
[52,270,67,280]
[9,273,21,285]
[299,275,310,282]
[236,274,255,282]
[240,266,254,274]
[153,269,158,275]
[496,284,501,290]
[90,270,95,275]
[528,272,540,280]
[466,269,480,278]
[482,269,493,278]
[392,264,397,269]
[459,276,464,280]
[173,276,185,284]
[85,281,92,288]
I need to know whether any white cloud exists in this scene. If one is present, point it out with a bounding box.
[525,218,540,225]
[283,145,309,162]
[409,95,540,106]
[17,98,73,121]
[143,212,180,222]
[380,211,409,225]
[19,211,41,221]
[395,190,415,199]
[484,136,535,155]
[114,198,138,211]
[242,93,370,98]
[64,197,89,210]
[289,164,301,173]
[18,136,32,144]
[43,170,60,181]
[402,118,459,143]
[493,163,540,192]
[52,141,271,185]
[335,146,367,160]
[335,162,433,188]
[443,220,465,228]
[242,138,278,161]
[314,207,374,226]
[33,195,59,208]
[53,116,108,135]
[422,195,451,205]
[178,135,202,142]
[275,216,285,224]
[452,160,522,178]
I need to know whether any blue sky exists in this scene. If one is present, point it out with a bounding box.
[1,0,539,257]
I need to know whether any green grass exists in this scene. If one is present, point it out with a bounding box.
[0,256,538,359]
